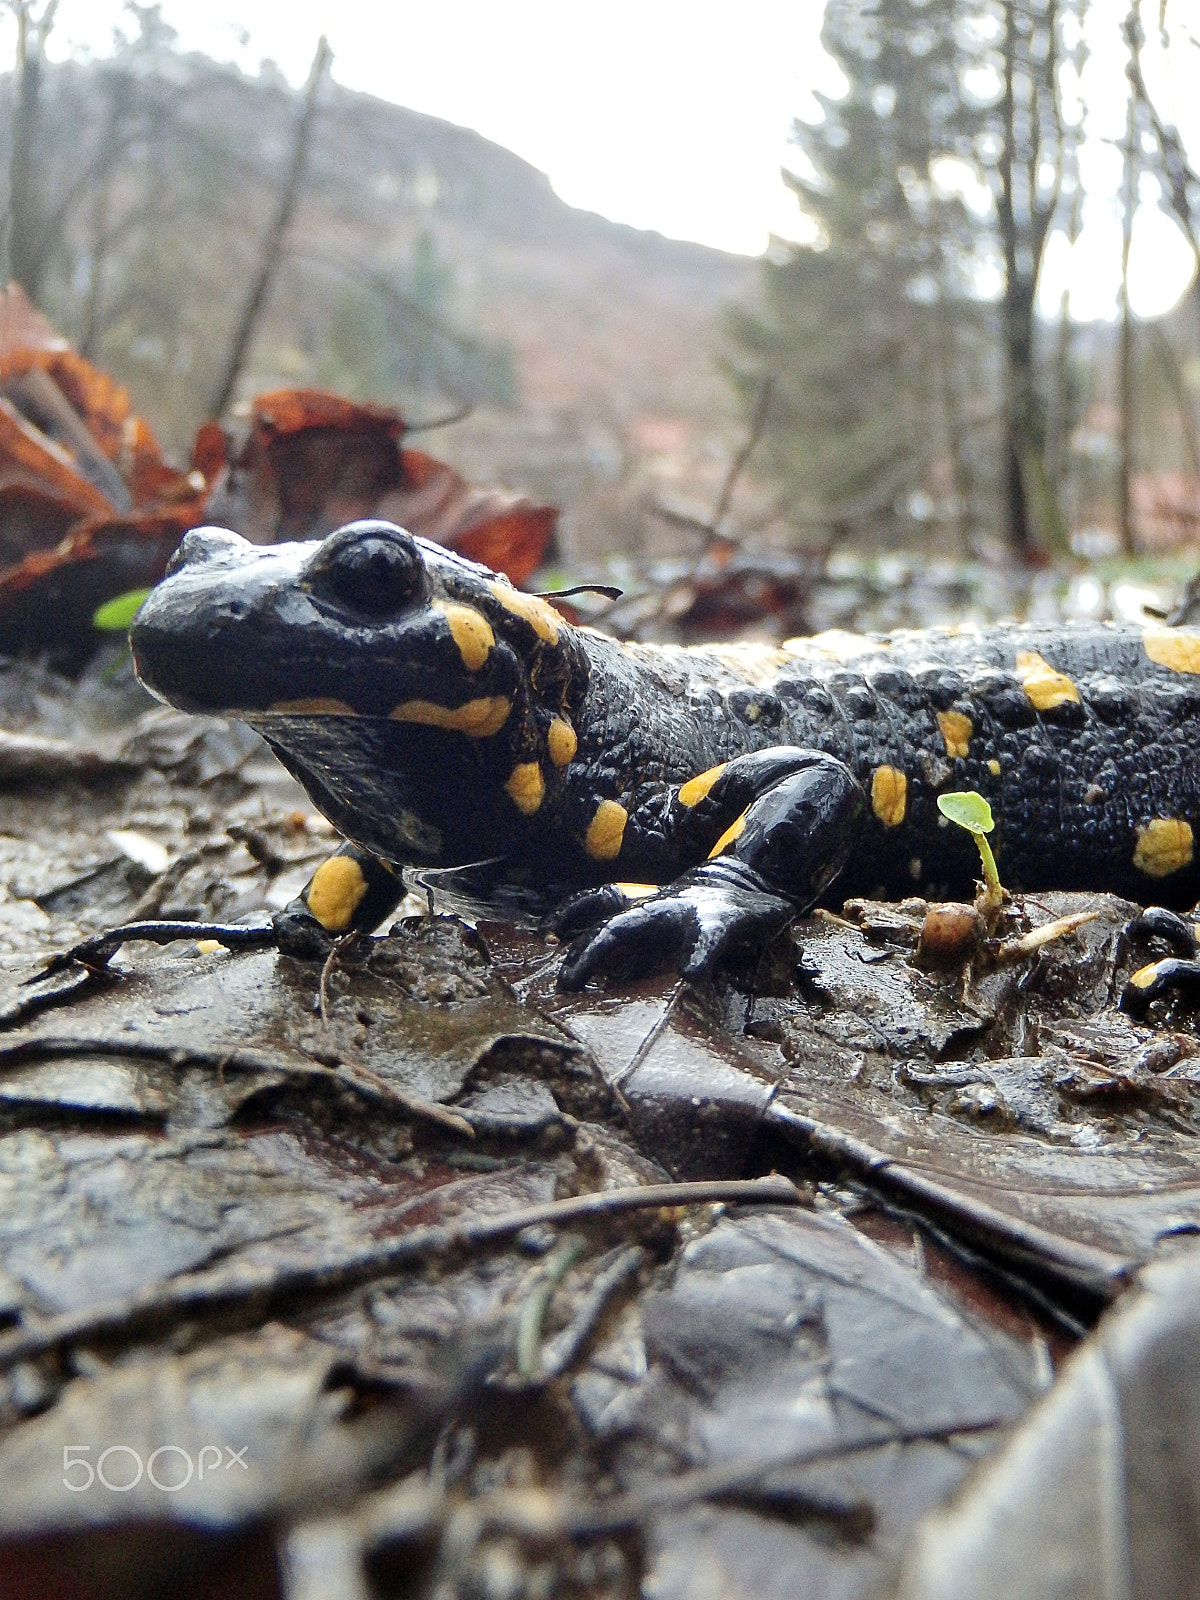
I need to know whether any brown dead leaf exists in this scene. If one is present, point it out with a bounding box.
[209,387,557,584]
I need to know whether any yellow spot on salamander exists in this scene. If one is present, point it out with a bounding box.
[389,696,511,737]
[505,762,545,815]
[307,855,368,932]
[489,581,561,643]
[195,938,222,955]
[269,696,358,714]
[1014,650,1080,711]
[1139,627,1200,672]
[1133,818,1194,878]
[678,763,727,807]
[987,759,1001,776]
[614,882,657,899]
[936,710,973,759]
[1144,628,1200,674]
[435,601,494,671]
[871,765,907,828]
[708,810,747,858]
[547,717,577,767]
[1128,962,1163,990]
[585,800,628,860]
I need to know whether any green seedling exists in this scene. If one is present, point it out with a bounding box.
[93,589,151,631]
[937,790,1003,911]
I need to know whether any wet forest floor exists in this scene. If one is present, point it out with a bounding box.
[0,663,1199,1599]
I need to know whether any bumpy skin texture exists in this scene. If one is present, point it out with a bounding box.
[131,521,1200,982]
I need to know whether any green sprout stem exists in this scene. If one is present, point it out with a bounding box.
[936,790,1003,912]
[973,830,1002,905]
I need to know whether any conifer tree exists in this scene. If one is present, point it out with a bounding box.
[729,0,982,542]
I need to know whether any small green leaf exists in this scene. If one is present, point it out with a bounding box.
[93,589,151,631]
[938,790,1002,906]
[937,791,995,835]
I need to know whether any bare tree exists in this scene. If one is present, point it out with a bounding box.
[209,36,332,418]
[1124,2,1200,479]
[995,0,1073,557]
[1044,174,1082,499]
[1118,35,1137,554]
[1125,2,1200,324]
[4,0,59,297]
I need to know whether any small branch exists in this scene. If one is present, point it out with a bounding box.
[29,920,277,982]
[445,1419,1005,1545]
[0,1031,475,1137]
[515,1236,586,1379]
[0,1176,801,1371]
[340,1059,476,1140]
[4,367,132,510]
[404,401,473,435]
[709,377,774,537]
[535,1244,645,1380]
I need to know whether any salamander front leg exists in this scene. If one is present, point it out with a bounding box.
[558,751,863,990]
[273,842,407,958]
[29,842,408,987]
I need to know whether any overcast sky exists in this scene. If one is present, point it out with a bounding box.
[16,0,1200,321]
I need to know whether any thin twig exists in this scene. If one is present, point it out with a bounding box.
[404,401,473,434]
[0,1176,801,1371]
[709,376,774,537]
[535,1244,646,1380]
[515,1236,586,1379]
[340,1059,475,1139]
[994,910,1099,963]
[29,920,276,982]
[0,1032,474,1137]
[319,932,358,1025]
[433,1418,1003,1548]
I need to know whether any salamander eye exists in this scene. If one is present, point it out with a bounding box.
[306,521,426,617]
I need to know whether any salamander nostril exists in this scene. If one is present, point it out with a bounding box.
[307,520,426,618]
[166,526,250,576]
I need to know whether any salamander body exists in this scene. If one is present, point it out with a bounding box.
[130,521,1200,984]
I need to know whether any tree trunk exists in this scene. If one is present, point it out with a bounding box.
[6,3,57,299]
[997,3,1033,559]
[933,295,970,555]
[79,74,128,358]
[209,37,332,419]
[1118,68,1136,555]
[1045,177,1083,498]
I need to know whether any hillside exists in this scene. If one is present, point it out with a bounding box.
[289,84,759,556]
[6,54,759,560]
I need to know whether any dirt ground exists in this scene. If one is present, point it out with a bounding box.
[0,659,1198,1599]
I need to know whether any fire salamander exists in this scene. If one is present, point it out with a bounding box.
[126,520,1200,996]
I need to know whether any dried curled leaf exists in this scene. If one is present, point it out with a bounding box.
[207,387,557,587]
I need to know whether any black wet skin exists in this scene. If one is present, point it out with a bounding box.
[132,521,1200,984]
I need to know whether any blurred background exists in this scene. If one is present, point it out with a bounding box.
[1,0,1199,637]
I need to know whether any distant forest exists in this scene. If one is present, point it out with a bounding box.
[0,7,517,438]
[728,0,1200,559]
[2,0,1199,563]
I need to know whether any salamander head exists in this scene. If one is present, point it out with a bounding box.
[131,521,589,865]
